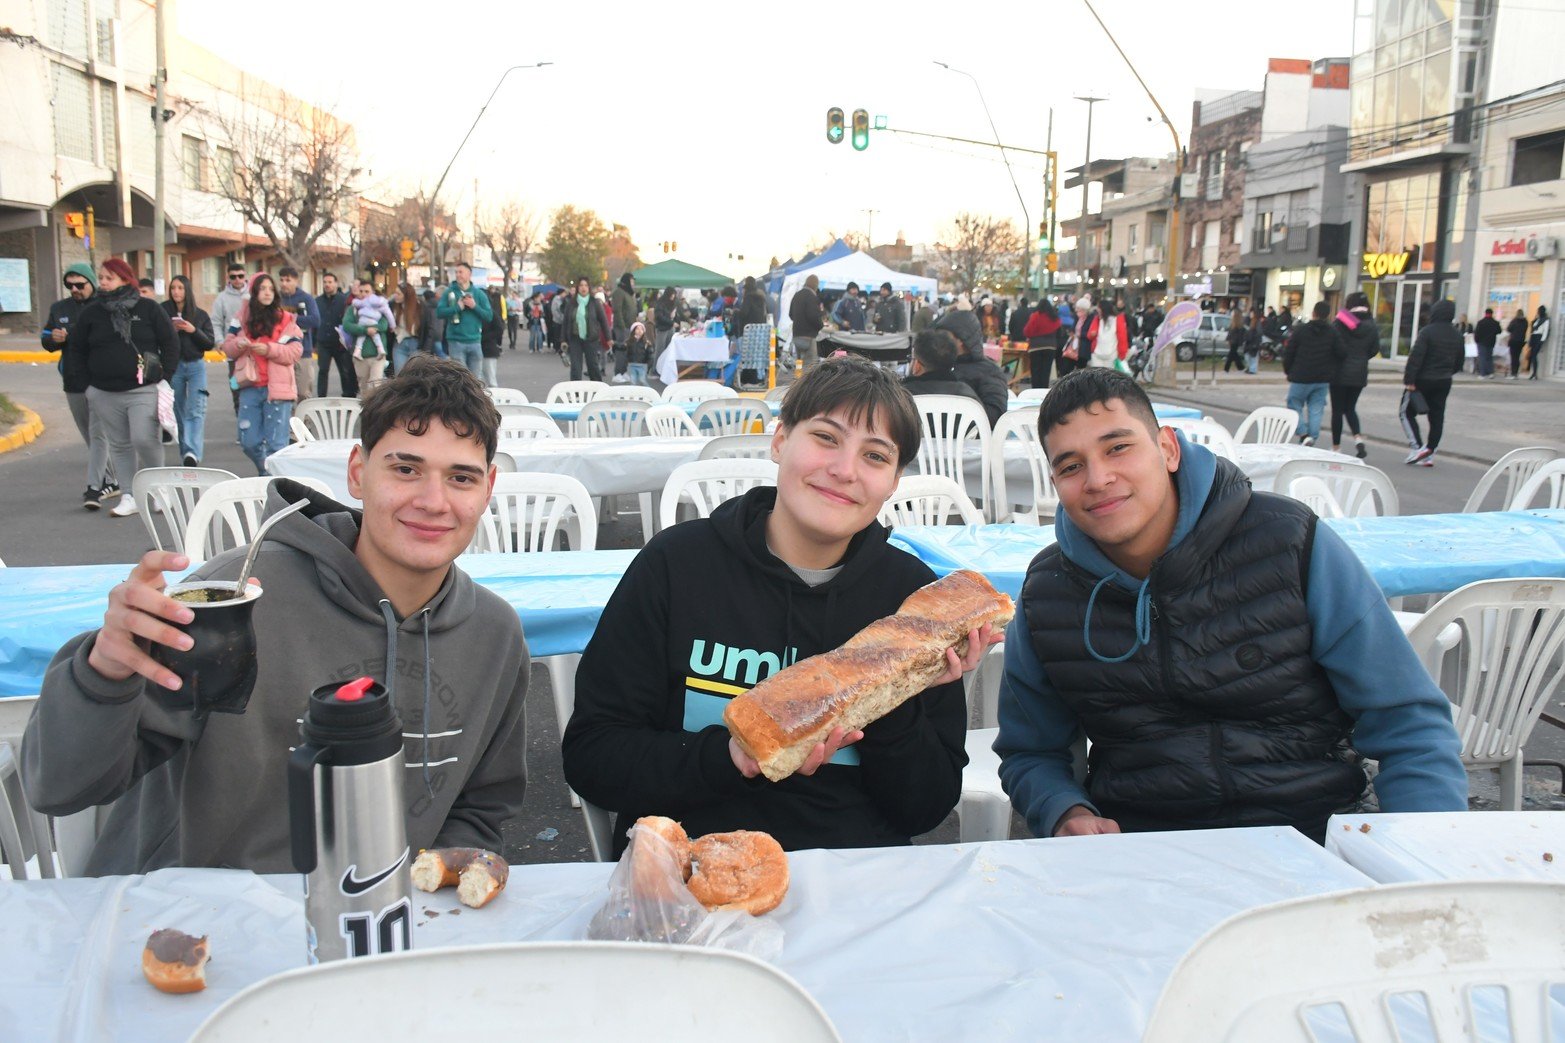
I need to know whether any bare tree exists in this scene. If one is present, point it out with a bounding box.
[933,213,1024,295]
[475,201,540,291]
[205,93,363,272]
[603,224,642,286]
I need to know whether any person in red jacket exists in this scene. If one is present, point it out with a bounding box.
[1022,298,1063,388]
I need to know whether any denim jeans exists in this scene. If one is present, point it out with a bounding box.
[169,358,208,462]
[1286,381,1330,440]
[237,386,294,475]
[480,357,500,387]
[627,362,649,386]
[1245,350,1259,375]
[393,337,419,376]
[450,340,483,378]
[529,324,544,352]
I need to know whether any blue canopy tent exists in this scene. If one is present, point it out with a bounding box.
[765,238,855,297]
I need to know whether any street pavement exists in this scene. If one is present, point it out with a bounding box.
[1,344,1560,865]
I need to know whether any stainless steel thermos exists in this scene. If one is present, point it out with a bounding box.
[288,676,412,963]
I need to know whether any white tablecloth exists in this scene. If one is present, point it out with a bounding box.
[656,333,731,385]
[269,437,712,504]
[1233,443,1361,492]
[1325,812,1565,884]
[0,829,1371,1042]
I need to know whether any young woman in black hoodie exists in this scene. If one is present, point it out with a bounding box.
[562,358,999,855]
[1330,292,1379,459]
[162,274,215,465]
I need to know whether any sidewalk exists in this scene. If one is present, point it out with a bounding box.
[1149,357,1564,467]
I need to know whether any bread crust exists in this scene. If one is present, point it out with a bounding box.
[412,848,509,908]
[687,831,789,915]
[724,570,1013,780]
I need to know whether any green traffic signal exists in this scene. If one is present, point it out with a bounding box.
[827,107,845,145]
[851,108,869,151]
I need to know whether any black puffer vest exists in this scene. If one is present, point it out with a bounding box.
[1023,460,1366,836]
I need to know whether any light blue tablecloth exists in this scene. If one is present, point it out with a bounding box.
[887,510,1565,601]
[0,552,637,697]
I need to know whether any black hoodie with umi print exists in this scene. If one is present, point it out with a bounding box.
[562,486,968,855]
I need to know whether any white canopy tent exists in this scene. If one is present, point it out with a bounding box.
[777,251,938,341]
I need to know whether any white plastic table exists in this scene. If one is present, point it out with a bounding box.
[1325,811,1565,884]
[0,828,1371,1043]
[1233,442,1365,492]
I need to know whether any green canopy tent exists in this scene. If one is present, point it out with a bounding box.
[627,258,734,290]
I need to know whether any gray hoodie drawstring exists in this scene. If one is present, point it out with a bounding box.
[420,609,434,798]
[378,598,436,798]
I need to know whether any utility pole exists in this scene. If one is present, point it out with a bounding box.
[152,0,168,293]
[1044,108,1055,293]
[862,208,879,248]
[1074,96,1105,295]
[936,61,1031,291]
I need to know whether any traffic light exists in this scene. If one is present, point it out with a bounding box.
[851,109,869,151]
[1037,221,1051,250]
[826,107,845,145]
[399,238,414,263]
[1045,252,1059,273]
[64,212,86,239]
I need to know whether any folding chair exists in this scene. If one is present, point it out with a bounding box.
[1275,458,1399,517]
[1232,406,1301,445]
[1463,446,1560,512]
[691,398,771,436]
[182,476,334,561]
[659,459,778,530]
[131,466,241,554]
[877,475,983,527]
[293,397,362,441]
[988,405,1057,524]
[469,472,597,554]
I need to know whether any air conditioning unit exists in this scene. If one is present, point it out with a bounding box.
[1526,236,1559,259]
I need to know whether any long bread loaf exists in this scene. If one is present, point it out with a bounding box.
[723,569,1014,781]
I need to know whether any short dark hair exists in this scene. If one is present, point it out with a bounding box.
[138,278,155,289]
[226,262,246,274]
[278,266,300,280]
[913,329,958,372]
[574,275,590,286]
[1312,300,1330,320]
[846,281,860,292]
[455,261,472,272]
[359,354,500,463]
[779,356,921,467]
[323,271,338,282]
[1346,292,1369,310]
[880,281,893,292]
[1036,367,1159,459]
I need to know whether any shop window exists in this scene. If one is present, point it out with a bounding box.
[1512,130,1565,187]
[1253,210,1274,252]
[182,136,206,191]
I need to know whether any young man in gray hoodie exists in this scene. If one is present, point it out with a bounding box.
[23,356,529,875]
[210,262,251,414]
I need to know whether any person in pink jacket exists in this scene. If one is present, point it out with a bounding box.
[222,273,303,473]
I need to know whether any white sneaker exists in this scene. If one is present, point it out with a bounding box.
[1404,447,1424,464]
[110,494,139,517]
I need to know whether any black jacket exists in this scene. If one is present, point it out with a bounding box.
[1507,316,1530,349]
[66,292,178,393]
[1007,305,1031,342]
[734,291,768,335]
[562,486,967,855]
[480,299,505,358]
[872,294,906,333]
[1474,316,1502,348]
[951,353,1009,427]
[42,294,97,393]
[1404,300,1464,383]
[1331,310,1380,388]
[903,370,984,404]
[654,297,679,332]
[625,334,654,365]
[933,309,984,356]
[563,293,611,346]
[417,305,446,353]
[1282,318,1346,384]
[316,290,350,349]
[789,287,824,338]
[160,300,215,364]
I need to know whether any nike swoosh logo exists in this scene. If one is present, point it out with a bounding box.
[339,848,409,897]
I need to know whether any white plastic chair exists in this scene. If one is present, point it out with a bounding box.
[1275,459,1399,517]
[498,415,563,442]
[470,472,597,553]
[577,399,652,438]
[956,642,1012,843]
[660,380,737,404]
[287,416,315,443]
[988,405,1057,524]
[1142,881,1565,1043]
[540,653,615,860]
[293,397,362,441]
[1285,475,1345,518]
[592,384,660,404]
[699,434,775,461]
[1162,416,1238,461]
[545,380,610,405]
[692,398,771,435]
[485,386,530,405]
[182,476,334,562]
[1407,577,1565,810]
[1232,406,1301,445]
[1463,446,1560,512]
[644,403,702,438]
[0,741,58,880]
[1016,387,1049,402]
[763,385,792,403]
[190,941,843,1041]
[496,402,554,422]
[659,459,778,529]
[910,395,990,519]
[131,466,241,554]
[1508,457,1565,510]
[877,475,984,527]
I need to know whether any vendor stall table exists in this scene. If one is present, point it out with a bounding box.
[656,333,731,386]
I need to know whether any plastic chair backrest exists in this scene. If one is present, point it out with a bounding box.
[578,400,652,438]
[287,416,314,443]
[660,380,737,404]
[699,434,774,461]
[1015,387,1049,402]
[659,459,778,529]
[538,654,615,861]
[0,741,57,880]
[470,472,597,553]
[594,384,660,404]
[182,476,334,562]
[1142,881,1565,1043]
[1406,578,1565,774]
[988,405,1056,524]
[692,398,770,435]
[1507,457,1565,510]
[293,397,362,441]
[911,395,990,519]
[1275,459,1399,517]
[1232,406,1300,445]
[131,466,242,554]
[644,404,702,438]
[878,474,984,527]
[496,402,553,422]
[1286,475,1344,517]
[1464,446,1559,512]
[1161,417,1238,460]
[485,386,530,405]
[545,380,610,405]
[498,415,562,441]
[190,941,843,1041]
[763,385,791,403]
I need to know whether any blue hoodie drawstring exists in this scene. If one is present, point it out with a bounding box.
[379,599,436,798]
[1083,573,1153,664]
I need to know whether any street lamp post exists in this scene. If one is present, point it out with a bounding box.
[428,62,553,282]
[1074,95,1106,295]
[936,61,1031,291]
